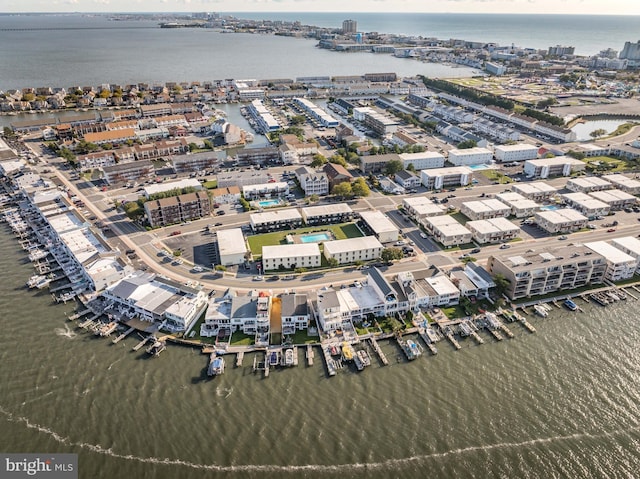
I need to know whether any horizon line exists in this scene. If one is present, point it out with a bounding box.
[2,11,640,17]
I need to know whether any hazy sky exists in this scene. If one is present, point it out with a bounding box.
[2,0,639,15]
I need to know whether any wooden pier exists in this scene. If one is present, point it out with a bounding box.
[264,352,270,377]
[236,351,244,367]
[623,287,638,300]
[445,332,462,350]
[306,344,314,366]
[49,281,72,293]
[292,346,299,366]
[112,327,135,344]
[470,331,485,345]
[368,337,389,365]
[418,330,438,355]
[499,324,515,339]
[487,329,503,341]
[68,309,91,321]
[320,346,337,376]
[132,335,152,351]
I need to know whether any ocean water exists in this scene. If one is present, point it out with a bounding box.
[232,12,638,56]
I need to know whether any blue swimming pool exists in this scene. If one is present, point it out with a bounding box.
[257,199,282,207]
[300,232,331,243]
[540,205,560,211]
[468,164,491,171]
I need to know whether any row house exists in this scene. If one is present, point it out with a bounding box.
[301,204,354,226]
[295,166,329,196]
[76,151,116,172]
[211,186,241,205]
[466,217,520,244]
[100,159,155,185]
[84,128,137,146]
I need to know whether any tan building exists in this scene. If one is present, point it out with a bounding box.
[423,215,472,247]
[534,208,588,234]
[460,199,511,221]
[144,191,211,227]
[323,236,384,265]
[466,217,520,244]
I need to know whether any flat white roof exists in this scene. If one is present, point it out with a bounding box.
[567,177,612,188]
[584,241,636,264]
[262,243,320,260]
[399,151,446,161]
[602,174,640,188]
[48,211,84,234]
[323,236,383,255]
[301,203,352,217]
[425,215,471,236]
[612,236,640,256]
[420,166,473,177]
[526,156,584,167]
[250,208,302,225]
[144,178,202,197]
[462,199,510,214]
[448,147,492,157]
[496,192,540,209]
[589,189,636,203]
[535,208,588,223]
[495,144,539,152]
[425,275,459,296]
[359,210,398,234]
[513,182,557,194]
[563,192,610,210]
[243,182,288,194]
[217,228,247,257]
[467,217,520,235]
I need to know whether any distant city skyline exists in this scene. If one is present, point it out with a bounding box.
[2,0,639,16]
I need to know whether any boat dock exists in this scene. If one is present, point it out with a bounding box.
[292,346,299,366]
[251,354,269,378]
[487,328,503,341]
[67,309,92,321]
[622,287,638,300]
[321,346,337,376]
[112,326,135,344]
[368,337,389,365]
[306,344,314,366]
[132,335,152,351]
[236,351,244,367]
[513,311,536,333]
[500,324,515,339]
[445,331,462,350]
[418,329,438,355]
[470,330,485,345]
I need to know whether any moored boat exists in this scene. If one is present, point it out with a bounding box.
[208,356,225,376]
[564,298,578,311]
[533,304,549,318]
[341,341,354,361]
[590,292,609,306]
[284,348,294,367]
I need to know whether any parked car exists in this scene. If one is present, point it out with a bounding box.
[499,244,511,249]
[169,230,181,236]
[559,235,568,240]
[607,228,616,232]
[420,232,428,239]
[471,248,481,254]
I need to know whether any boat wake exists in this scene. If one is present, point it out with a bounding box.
[215,386,233,399]
[20,391,53,406]
[54,325,77,339]
[1,403,639,473]
[107,358,123,371]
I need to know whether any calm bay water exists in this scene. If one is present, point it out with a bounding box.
[2,222,640,479]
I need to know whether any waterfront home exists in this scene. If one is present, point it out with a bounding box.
[102,272,207,332]
[280,293,310,335]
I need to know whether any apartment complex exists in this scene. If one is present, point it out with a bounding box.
[420,166,473,190]
[460,199,511,221]
[144,191,211,227]
[262,243,321,271]
[323,236,384,265]
[534,208,588,233]
[300,204,354,225]
[487,246,607,300]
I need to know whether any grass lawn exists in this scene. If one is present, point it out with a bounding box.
[284,330,317,345]
[230,331,254,346]
[203,180,218,189]
[480,169,513,184]
[450,212,468,225]
[584,156,635,173]
[247,222,363,256]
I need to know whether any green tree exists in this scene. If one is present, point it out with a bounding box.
[461,256,477,264]
[566,150,586,160]
[383,159,404,176]
[329,154,347,167]
[457,139,478,149]
[99,89,111,99]
[406,163,416,172]
[2,126,15,138]
[309,194,319,203]
[327,257,339,268]
[492,273,510,297]
[310,154,327,168]
[173,250,182,257]
[290,115,306,126]
[332,182,353,198]
[188,142,198,152]
[381,247,404,263]
[215,265,227,272]
[351,177,370,197]
[589,129,607,140]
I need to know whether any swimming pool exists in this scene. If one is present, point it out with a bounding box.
[468,164,492,171]
[300,232,331,243]
[257,199,282,208]
[540,205,560,211]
